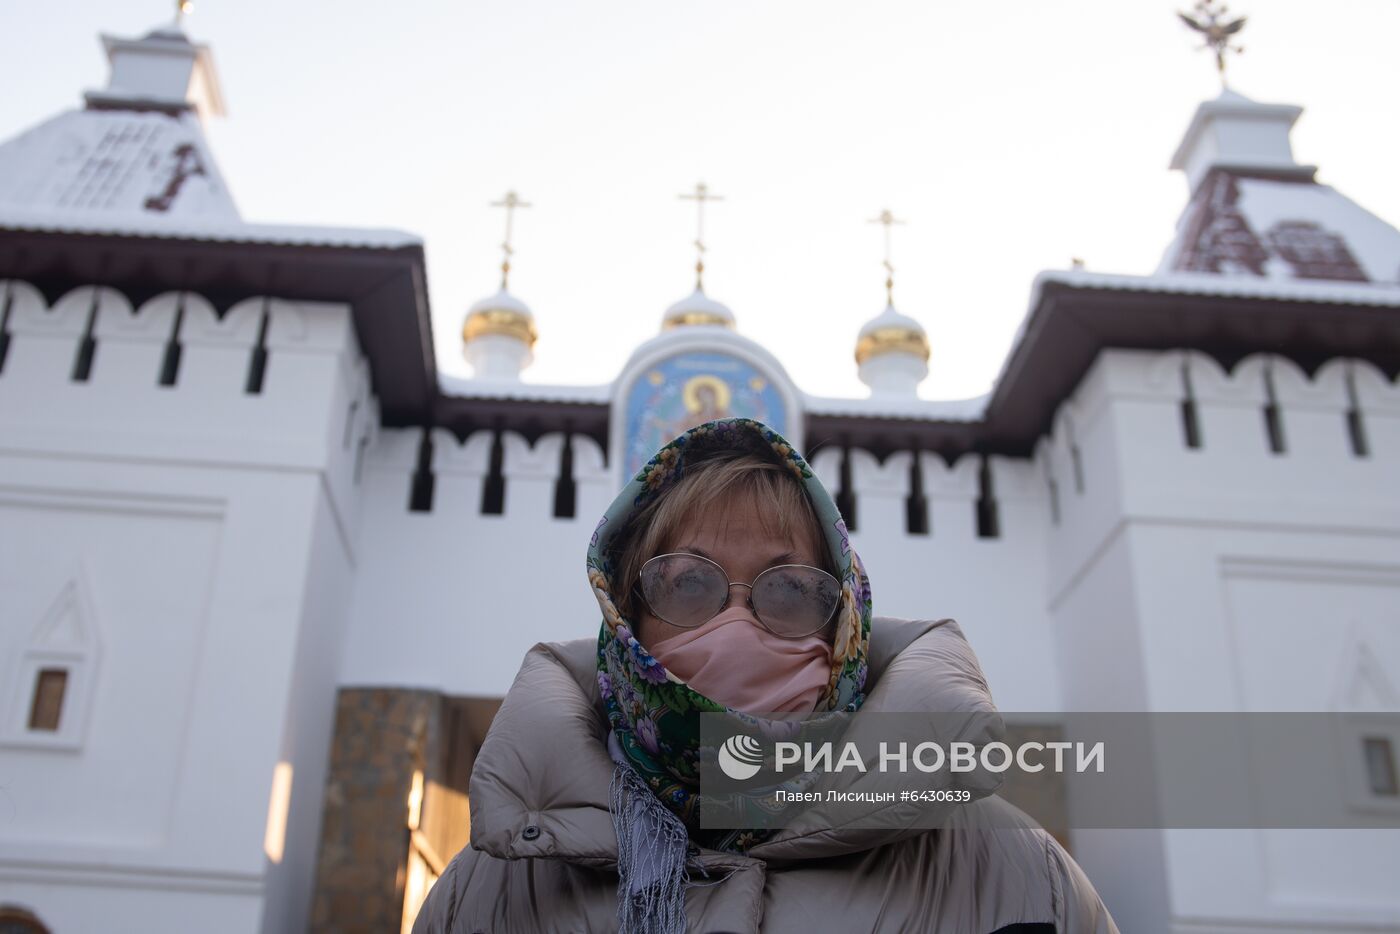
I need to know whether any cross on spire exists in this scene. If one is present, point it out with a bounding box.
[678,181,724,290]
[1178,1,1247,86]
[868,208,906,305]
[490,190,531,290]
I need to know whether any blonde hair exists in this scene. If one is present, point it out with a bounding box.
[609,443,837,631]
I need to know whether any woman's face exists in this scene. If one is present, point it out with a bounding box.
[635,498,827,648]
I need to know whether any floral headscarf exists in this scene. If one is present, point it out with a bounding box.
[589,416,872,853]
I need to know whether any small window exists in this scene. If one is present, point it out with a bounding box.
[27,669,67,732]
[1363,736,1398,797]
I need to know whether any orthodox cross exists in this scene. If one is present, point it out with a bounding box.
[1178,1,1247,85]
[868,208,906,305]
[490,190,531,290]
[678,181,724,290]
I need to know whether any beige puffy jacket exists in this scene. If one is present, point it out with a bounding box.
[411,616,1120,934]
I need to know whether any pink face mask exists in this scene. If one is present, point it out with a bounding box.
[647,604,833,713]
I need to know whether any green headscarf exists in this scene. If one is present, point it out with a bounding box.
[589,416,873,854]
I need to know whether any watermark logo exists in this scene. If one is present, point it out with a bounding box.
[699,711,1400,832]
[718,733,765,780]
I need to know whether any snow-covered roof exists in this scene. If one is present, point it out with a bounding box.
[0,23,420,252]
[1000,266,1400,380]
[0,207,420,249]
[1158,88,1400,285]
[437,372,990,423]
[438,373,613,403]
[0,108,417,248]
[1032,268,1400,307]
[0,108,239,220]
[801,391,988,422]
[1158,172,1400,285]
[985,266,1400,417]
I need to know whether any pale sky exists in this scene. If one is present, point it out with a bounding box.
[3,0,1398,402]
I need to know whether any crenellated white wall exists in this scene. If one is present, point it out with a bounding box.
[5,271,1399,933]
[806,445,1061,712]
[339,421,1063,706]
[0,279,374,934]
[1037,347,1400,934]
[339,427,614,698]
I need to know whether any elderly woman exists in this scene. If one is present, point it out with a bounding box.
[413,417,1119,933]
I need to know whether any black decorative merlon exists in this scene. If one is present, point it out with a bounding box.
[553,431,577,519]
[905,447,929,536]
[70,289,99,382]
[408,428,435,513]
[1261,360,1287,454]
[835,443,857,533]
[157,291,186,387]
[245,298,270,395]
[1179,359,1203,450]
[975,453,999,539]
[1344,362,1369,458]
[480,429,506,515]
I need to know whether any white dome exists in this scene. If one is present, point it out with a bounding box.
[661,287,735,330]
[462,287,537,380]
[467,288,533,318]
[855,301,930,396]
[857,302,926,342]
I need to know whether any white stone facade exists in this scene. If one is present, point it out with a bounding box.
[1,17,1398,934]
[1,276,1396,930]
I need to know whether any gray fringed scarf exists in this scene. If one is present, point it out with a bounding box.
[607,727,691,934]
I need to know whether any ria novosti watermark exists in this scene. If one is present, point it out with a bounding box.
[719,732,1103,780]
[696,710,1400,832]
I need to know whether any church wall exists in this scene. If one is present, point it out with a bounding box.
[0,279,372,933]
[333,334,1400,933]
[339,427,614,698]
[1139,522,1400,933]
[259,478,360,934]
[1033,364,1163,929]
[806,445,1063,712]
[1039,345,1400,933]
[341,421,1067,708]
[339,415,1079,884]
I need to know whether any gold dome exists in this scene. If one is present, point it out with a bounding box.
[462,289,538,348]
[663,310,734,329]
[855,326,931,364]
[661,287,736,331]
[854,304,930,365]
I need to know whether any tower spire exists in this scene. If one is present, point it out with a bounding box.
[174,0,193,29]
[678,181,724,290]
[1177,1,1247,88]
[868,208,905,305]
[489,190,531,290]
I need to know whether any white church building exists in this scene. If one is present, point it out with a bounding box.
[1,16,1398,934]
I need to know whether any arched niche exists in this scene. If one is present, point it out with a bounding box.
[612,331,801,482]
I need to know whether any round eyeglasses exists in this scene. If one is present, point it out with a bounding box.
[634,552,842,640]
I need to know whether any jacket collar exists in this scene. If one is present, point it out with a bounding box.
[466,616,1000,866]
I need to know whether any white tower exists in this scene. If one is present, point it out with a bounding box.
[83,12,227,123]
